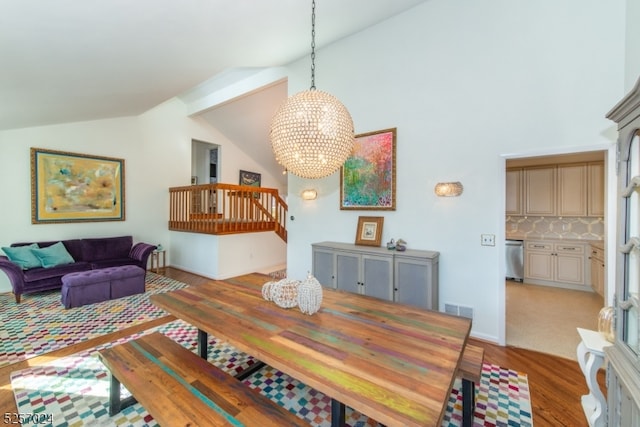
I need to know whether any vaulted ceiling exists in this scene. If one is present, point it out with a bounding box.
[1,0,428,131]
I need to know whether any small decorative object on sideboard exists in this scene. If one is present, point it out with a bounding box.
[386,239,396,250]
[396,239,407,251]
[297,272,323,315]
[597,306,615,342]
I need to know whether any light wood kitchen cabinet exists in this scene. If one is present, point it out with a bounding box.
[525,166,556,216]
[557,163,588,217]
[506,168,523,216]
[589,244,605,297]
[524,240,589,289]
[312,241,439,310]
[510,162,603,217]
[588,161,605,217]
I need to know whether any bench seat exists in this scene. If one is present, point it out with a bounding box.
[98,332,308,427]
[458,343,485,427]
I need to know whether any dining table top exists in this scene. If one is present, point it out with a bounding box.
[150,273,472,426]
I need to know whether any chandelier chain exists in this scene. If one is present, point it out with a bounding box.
[310,0,316,90]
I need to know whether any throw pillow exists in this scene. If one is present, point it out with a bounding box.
[31,241,75,268]
[1,244,41,270]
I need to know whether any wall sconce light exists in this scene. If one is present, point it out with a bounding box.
[434,182,463,197]
[301,189,318,200]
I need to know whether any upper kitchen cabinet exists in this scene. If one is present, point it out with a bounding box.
[508,160,604,217]
[557,163,588,217]
[525,166,556,216]
[506,168,523,216]
[588,161,605,217]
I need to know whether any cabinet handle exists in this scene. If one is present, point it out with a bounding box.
[533,245,545,248]
[560,247,576,250]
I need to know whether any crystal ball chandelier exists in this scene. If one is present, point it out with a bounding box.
[270,0,354,179]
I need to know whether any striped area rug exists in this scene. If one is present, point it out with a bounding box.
[11,320,533,427]
[0,272,186,368]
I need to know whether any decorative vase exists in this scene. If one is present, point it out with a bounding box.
[597,306,615,342]
[271,278,300,309]
[262,281,275,301]
[297,272,323,315]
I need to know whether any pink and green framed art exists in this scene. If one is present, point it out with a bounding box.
[340,128,396,210]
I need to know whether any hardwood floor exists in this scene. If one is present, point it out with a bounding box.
[0,268,602,426]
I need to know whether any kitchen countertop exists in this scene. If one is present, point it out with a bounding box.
[506,232,604,243]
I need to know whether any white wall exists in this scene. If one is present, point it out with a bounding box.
[285,0,626,343]
[626,0,640,91]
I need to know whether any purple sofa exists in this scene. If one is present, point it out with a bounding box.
[0,236,156,303]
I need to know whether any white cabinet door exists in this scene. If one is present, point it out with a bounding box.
[506,168,523,216]
[588,162,605,217]
[525,166,556,216]
[524,240,588,288]
[525,249,554,281]
[557,163,587,217]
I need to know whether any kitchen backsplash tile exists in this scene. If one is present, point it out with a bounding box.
[506,216,604,241]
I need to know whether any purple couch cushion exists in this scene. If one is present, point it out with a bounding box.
[81,236,132,262]
[23,262,91,282]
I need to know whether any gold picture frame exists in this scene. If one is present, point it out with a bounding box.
[31,148,125,223]
[340,128,396,210]
[355,216,384,247]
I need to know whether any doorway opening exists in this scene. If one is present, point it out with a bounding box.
[503,148,611,360]
[192,139,219,185]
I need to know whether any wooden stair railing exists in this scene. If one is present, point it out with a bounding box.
[168,183,288,242]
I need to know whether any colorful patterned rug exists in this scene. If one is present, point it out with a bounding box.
[0,272,186,368]
[12,320,533,427]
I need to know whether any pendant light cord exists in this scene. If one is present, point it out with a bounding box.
[310,0,316,90]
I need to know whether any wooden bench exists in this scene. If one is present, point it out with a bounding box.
[458,344,485,427]
[98,332,308,427]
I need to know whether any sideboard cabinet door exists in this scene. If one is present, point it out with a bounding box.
[394,253,439,310]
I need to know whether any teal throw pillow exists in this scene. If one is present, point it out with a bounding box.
[2,244,42,270]
[31,241,75,268]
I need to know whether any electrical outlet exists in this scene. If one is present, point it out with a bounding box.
[481,234,495,246]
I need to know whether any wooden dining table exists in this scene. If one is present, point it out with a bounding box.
[150,273,472,426]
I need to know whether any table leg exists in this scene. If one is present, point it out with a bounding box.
[331,399,345,427]
[462,378,475,427]
[198,329,208,359]
[577,340,607,427]
[108,373,137,416]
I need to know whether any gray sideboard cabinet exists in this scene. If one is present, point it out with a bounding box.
[311,241,439,310]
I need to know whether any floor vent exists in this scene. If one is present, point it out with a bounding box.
[444,303,474,319]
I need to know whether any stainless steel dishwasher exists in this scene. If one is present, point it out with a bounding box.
[506,239,524,281]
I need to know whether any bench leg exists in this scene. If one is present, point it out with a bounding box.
[235,360,266,381]
[331,399,345,427]
[462,378,475,427]
[108,373,138,416]
[198,329,208,359]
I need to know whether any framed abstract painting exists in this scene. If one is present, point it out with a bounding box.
[340,128,396,210]
[31,148,125,223]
